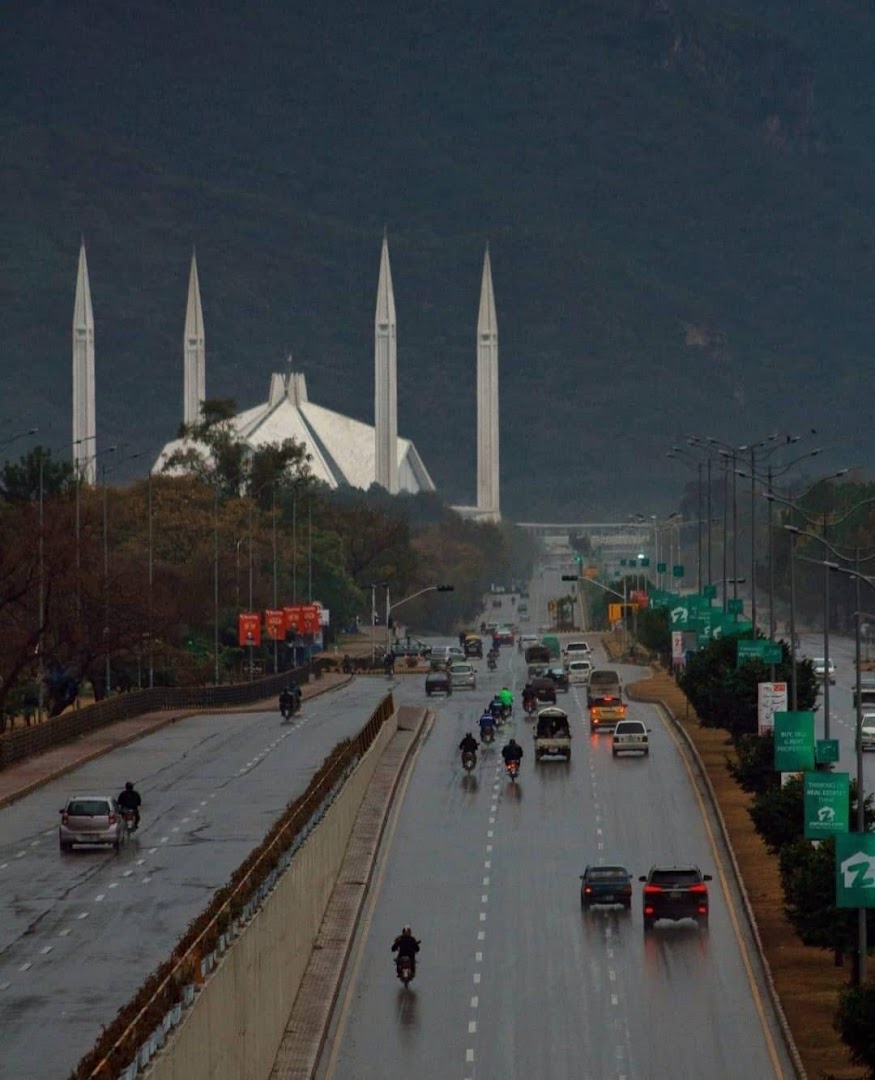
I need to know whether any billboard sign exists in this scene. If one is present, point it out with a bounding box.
[238,612,261,648]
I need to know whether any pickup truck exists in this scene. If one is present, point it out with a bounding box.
[534,707,572,761]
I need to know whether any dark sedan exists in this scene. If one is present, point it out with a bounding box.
[425,670,452,696]
[546,665,569,692]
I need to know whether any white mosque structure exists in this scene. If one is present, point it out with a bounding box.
[72,236,501,519]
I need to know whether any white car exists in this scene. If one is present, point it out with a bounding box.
[567,659,593,685]
[812,658,836,684]
[564,641,592,660]
[612,719,650,756]
[449,662,477,690]
[861,714,875,751]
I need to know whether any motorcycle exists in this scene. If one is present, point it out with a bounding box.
[523,697,537,717]
[490,705,505,727]
[120,808,138,835]
[505,758,520,782]
[462,749,477,772]
[480,724,495,744]
[487,654,497,672]
[396,954,415,987]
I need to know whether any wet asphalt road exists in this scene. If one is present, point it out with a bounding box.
[0,678,392,1080]
[324,572,794,1080]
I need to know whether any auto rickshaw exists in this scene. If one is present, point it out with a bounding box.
[464,633,483,658]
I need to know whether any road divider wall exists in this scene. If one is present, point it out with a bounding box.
[73,693,395,1080]
[0,661,331,772]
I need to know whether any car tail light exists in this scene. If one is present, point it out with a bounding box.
[689,883,708,894]
[698,904,708,914]
[61,813,69,826]
[644,884,663,895]
[644,905,655,915]
[108,813,117,826]
[584,886,593,894]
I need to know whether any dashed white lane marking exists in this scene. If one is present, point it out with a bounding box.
[148,847,158,855]
[77,912,89,920]
[171,827,179,833]
[0,982,10,990]
[136,859,145,866]
[486,844,492,853]
[471,995,479,1007]
[181,817,190,824]
[39,945,52,955]
[479,912,487,922]
[487,830,493,838]
[611,994,619,1006]
[15,851,26,859]
[466,1049,474,1063]
[478,929,485,941]
[30,839,39,847]
[475,951,482,962]
[0,863,8,870]
[95,894,105,902]
[482,876,490,886]
[473,973,481,984]
[18,962,31,972]
[122,870,133,877]
[109,882,118,889]
[58,929,71,937]
[160,836,169,844]
[468,1021,477,1034]
[142,877,152,884]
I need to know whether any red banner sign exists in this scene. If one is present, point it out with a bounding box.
[283,604,320,634]
[238,612,261,647]
[264,609,287,640]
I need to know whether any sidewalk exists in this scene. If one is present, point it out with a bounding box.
[0,673,351,812]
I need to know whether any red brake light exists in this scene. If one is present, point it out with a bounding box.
[584,886,593,894]
[108,813,117,825]
[689,883,708,894]
[61,813,69,826]
[644,884,662,895]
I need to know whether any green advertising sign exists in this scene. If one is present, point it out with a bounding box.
[673,564,684,578]
[816,739,840,765]
[657,562,667,573]
[836,833,875,909]
[727,598,744,614]
[703,584,717,599]
[804,773,849,839]
[773,711,815,772]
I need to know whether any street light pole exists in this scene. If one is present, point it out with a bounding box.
[213,482,219,685]
[853,550,867,985]
[272,482,278,674]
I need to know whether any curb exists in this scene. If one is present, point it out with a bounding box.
[629,682,807,1080]
[0,675,355,813]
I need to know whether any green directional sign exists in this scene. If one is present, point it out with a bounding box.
[640,557,650,568]
[620,559,627,567]
[737,640,765,665]
[805,772,849,839]
[673,564,684,578]
[657,561,667,573]
[703,584,717,599]
[836,833,875,909]
[763,643,783,665]
[774,711,816,772]
[816,739,840,765]
[728,598,744,614]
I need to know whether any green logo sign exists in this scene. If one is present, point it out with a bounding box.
[673,564,684,578]
[836,834,875,909]
[657,562,667,573]
[805,772,849,839]
[816,739,840,765]
[703,584,717,599]
[773,711,815,772]
[763,643,783,665]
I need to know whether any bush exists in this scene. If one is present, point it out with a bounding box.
[727,732,778,795]
[835,983,875,1076]
[780,838,854,956]
[749,776,804,854]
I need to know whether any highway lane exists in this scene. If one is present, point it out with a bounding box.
[323,641,794,1080]
[0,678,392,1080]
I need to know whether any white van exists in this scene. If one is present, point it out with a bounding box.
[568,659,593,685]
[564,641,592,660]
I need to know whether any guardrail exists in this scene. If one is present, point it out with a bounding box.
[0,663,331,772]
[72,691,396,1080]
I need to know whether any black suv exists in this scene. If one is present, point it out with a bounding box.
[639,865,712,930]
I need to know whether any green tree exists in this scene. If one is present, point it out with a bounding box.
[0,447,74,504]
[749,776,804,854]
[727,732,778,795]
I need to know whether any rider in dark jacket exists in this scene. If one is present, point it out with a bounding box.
[117,782,142,828]
[502,739,523,765]
[459,732,479,754]
[392,926,421,973]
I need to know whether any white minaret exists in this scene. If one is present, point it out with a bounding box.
[72,240,96,483]
[183,249,206,425]
[374,232,398,493]
[476,245,499,520]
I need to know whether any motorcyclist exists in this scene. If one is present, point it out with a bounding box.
[384,650,396,676]
[499,686,514,714]
[502,738,523,765]
[490,697,505,723]
[117,781,142,829]
[459,732,479,755]
[522,682,537,706]
[479,708,495,738]
[391,925,421,974]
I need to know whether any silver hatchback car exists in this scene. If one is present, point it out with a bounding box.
[59,795,125,853]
